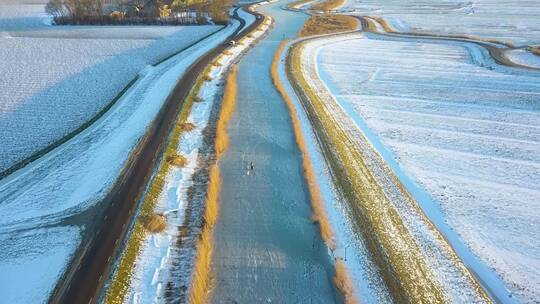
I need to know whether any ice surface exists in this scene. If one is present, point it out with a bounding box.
[314,33,540,302]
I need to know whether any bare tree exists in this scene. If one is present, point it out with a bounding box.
[45,0,65,17]
[49,0,104,17]
[205,0,232,24]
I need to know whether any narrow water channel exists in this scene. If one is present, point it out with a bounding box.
[210,2,344,303]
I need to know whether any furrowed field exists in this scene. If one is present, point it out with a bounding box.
[303,31,540,302]
[0,0,220,174]
[344,0,540,47]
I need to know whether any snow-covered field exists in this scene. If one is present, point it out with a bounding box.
[343,0,540,47]
[0,14,240,303]
[0,2,221,173]
[122,13,269,303]
[309,32,540,302]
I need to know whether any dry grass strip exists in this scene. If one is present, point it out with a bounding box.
[214,66,238,156]
[271,41,335,249]
[188,165,221,304]
[142,214,167,233]
[188,66,238,304]
[299,14,357,37]
[271,41,359,303]
[167,153,187,167]
[334,259,357,304]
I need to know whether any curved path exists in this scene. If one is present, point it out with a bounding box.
[209,1,343,303]
[48,9,262,304]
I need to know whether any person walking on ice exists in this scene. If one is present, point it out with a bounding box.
[247,161,254,175]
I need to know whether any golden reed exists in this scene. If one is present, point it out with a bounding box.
[271,41,358,304]
[189,66,238,304]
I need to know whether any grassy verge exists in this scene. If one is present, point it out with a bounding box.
[299,14,358,37]
[189,164,221,304]
[287,41,450,303]
[188,66,238,304]
[104,63,214,304]
[214,66,238,157]
[271,41,358,303]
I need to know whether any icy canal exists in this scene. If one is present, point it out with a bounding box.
[209,1,344,303]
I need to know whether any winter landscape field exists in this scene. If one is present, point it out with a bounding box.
[0,0,221,174]
[1,0,539,303]
[0,0,239,302]
[297,25,540,304]
[343,0,540,47]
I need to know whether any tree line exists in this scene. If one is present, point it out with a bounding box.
[46,0,233,25]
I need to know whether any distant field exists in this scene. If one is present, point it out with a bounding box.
[343,0,540,46]
[310,33,540,302]
[0,3,221,174]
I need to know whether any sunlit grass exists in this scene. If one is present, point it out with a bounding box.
[179,122,196,132]
[142,213,167,233]
[167,153,187,167]
[188,165,220,304]
[215,66,238,157]
[189,66,238,304]
[202,74,213,82]
[299,14,358,37]
[334,259,357,304]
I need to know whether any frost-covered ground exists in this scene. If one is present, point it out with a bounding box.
[343,0,540,47]
[122,13,270,303]
[310,32,540,302]
[0,1,221,173]
[0,17,239,303]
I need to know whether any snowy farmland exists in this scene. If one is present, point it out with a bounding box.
[0,2,221,174]
[306,32,540,302]
[343,0,540,47]
[0,20,240,302]
[0,1,242,302]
